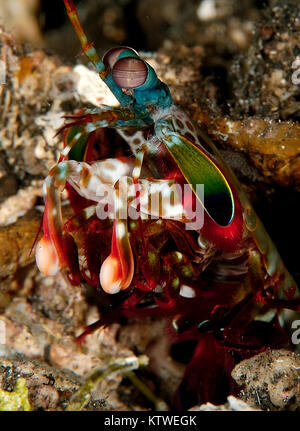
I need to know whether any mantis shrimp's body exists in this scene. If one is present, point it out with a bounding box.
[35,0,300,408]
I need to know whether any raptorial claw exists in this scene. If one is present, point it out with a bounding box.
[100,216,134,294]
[36,165,81,285]
[100,255,123,294]
[35,235,60,277]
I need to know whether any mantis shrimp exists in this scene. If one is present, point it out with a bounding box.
[35,0,300,409]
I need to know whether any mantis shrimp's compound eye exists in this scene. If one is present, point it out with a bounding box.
[112,57,148,89]
[103,46,138,69]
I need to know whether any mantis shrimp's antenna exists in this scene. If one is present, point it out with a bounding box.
[63,0,134,105]
[63,0,105,75]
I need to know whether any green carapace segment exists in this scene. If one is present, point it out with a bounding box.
[164,136,234,226]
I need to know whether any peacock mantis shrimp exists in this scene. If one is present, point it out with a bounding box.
[35,0,300,409]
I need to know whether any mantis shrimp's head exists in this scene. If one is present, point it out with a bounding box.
[102,46,173,113]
